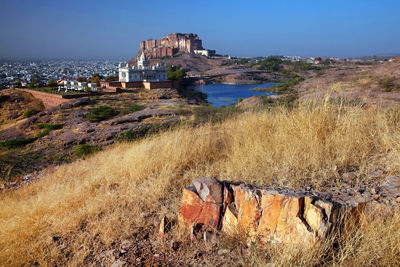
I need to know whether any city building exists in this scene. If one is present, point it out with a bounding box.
[194,49,216,57]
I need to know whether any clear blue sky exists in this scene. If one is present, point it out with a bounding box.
[1,0,399,60]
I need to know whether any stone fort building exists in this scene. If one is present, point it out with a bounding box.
[138,33,215,59]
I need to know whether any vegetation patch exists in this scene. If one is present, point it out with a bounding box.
[35,123,62,138]
[23,108,39,117]
[87,106,117,122]
[0,138,37,149]
[72,144,100,159]
[193,105,240,124]
[167,64,186,80]
[379,77,398,92]
[129,104,145,112]
[118,121,179,142]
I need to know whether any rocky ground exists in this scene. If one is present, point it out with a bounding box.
[75,172,400,266]
[296,57,400,105]
[0,87,205,184]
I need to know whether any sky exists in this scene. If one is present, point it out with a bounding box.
[0,0,399,60]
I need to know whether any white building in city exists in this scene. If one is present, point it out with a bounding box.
[118,52,168,82]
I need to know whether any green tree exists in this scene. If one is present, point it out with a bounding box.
[167,64,186,80]
[14,81,22,88]
[105,75,118,82]
[91,74,102,84]
[77,77,86,82]
[48,79,58,87]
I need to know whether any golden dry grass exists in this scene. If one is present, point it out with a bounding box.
[1,100,400,266]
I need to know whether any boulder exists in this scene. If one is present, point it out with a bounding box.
[178,178,398,247]
[178,187,222,229]
[193,177,223,204]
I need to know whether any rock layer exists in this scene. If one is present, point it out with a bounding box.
[178,178,397,246]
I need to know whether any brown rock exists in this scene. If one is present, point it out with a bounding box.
[257,190,314,244]
[178,187,221,229]
[303,197,338,238]
[221,203,239,235]
[193,177,223,204]
[231,185,261,239]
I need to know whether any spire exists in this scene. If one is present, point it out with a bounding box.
[137,51,149,69]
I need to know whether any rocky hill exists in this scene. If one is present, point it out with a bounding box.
[0,99,399,266]
[296,57,400,105]
[0,87,206,183]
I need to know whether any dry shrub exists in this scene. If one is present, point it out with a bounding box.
[1,100,400,265]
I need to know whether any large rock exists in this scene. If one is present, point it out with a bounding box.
[193,177,223,204]
[178,186,222,229]
[178,178,398,247]
[230,184,261,239]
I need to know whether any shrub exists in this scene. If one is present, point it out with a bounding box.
[87,106,117,122]
[0,138,37,149]
[35,123,62,138]
[118,126,153,141]
[129,104,144,112]
[23,108,39,118]
[193,105,240,124]
[72,144,100,158]
[379,77,396,92]
[118,121,179,142]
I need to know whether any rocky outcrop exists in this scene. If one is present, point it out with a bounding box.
[178,178,398,246]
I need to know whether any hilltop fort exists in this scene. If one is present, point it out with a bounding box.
[137,33,216,59]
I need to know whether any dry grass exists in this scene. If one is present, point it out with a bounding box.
[1,100,400,266]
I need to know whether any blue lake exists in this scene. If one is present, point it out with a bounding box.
[191,83,276,107]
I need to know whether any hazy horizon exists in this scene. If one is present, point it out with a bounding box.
[1,0,399,60]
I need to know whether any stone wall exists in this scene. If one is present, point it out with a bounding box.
[18,89,70,109]
[143,80,173,89]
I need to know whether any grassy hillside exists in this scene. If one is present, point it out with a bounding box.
[1,99,400,266]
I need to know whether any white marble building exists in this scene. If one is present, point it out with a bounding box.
[118,52,168,82]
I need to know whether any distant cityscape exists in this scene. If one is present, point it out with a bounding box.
[0,60,119,89]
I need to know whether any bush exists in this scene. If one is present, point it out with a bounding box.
[379,77,396,92]
[72,144,100,158]
[35,123,62,138]
[167,64,186,80]
[193,105,240,124]
[23,108,39,118]
[87,106,117,122]
[129,104,144,112]
[0,138,37,149]
[118,126,153,141]
[118,121,179,142]
[47,79,58,87]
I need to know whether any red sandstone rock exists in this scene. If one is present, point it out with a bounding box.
[193,177,223,204]
[178,178,398,247]
[231,185,261,238]
[178,187,221,229]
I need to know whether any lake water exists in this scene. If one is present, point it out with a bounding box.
[191,83,276,107]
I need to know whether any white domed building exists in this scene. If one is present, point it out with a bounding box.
[118,52,168,82]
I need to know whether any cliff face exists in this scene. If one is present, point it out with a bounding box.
[138,33,204,59]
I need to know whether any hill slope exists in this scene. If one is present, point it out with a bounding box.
[1,101,400,266]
